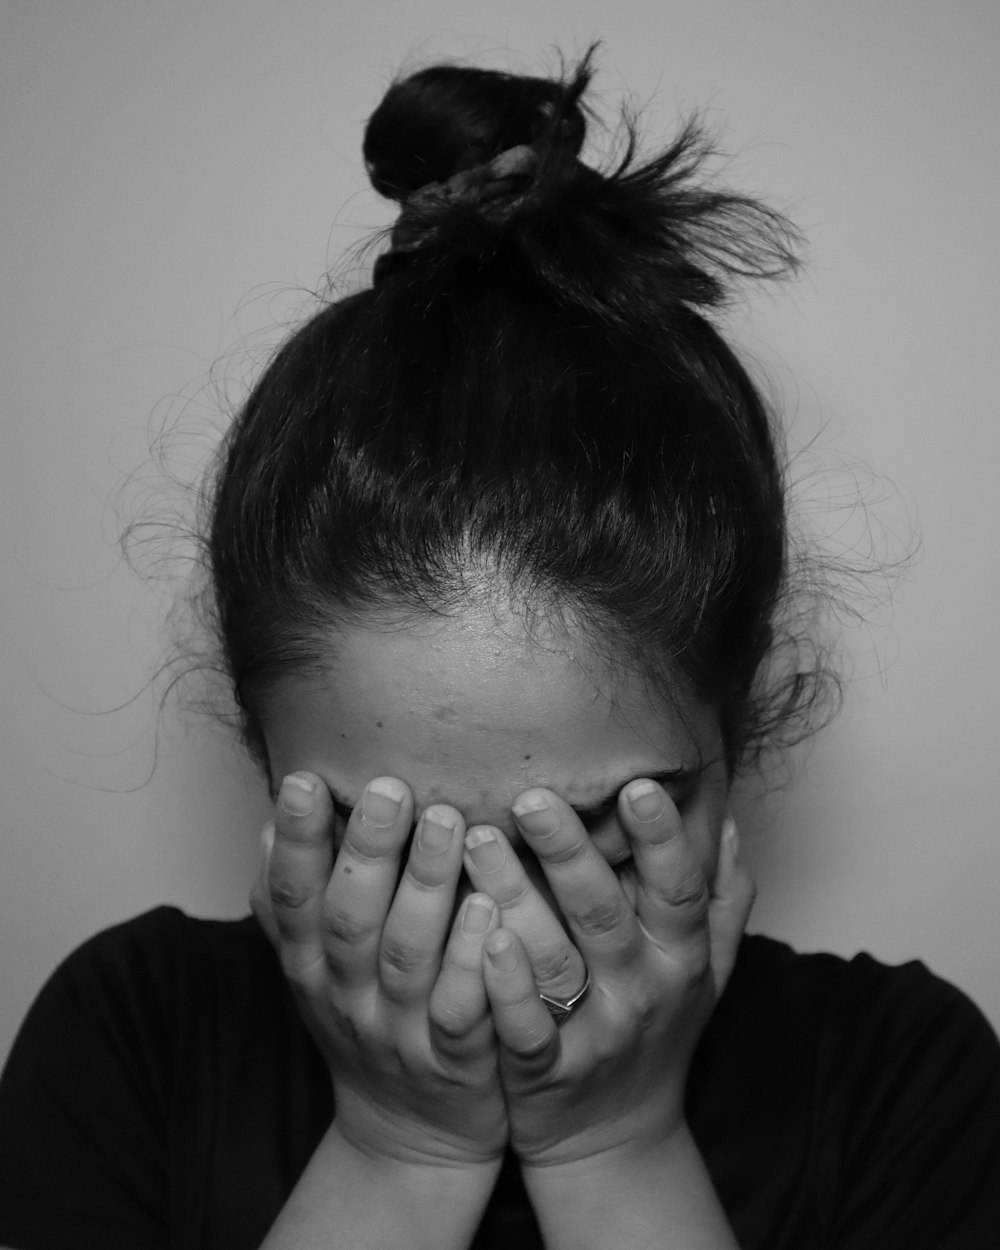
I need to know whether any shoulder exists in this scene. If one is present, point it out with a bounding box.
[0,911,248,1240]
[696,936,1000,1246]
[5,906,286,1076]
[0,911,307,1248]
[63,903,272,974]
[47,903,274,992]
[67,902,269,961]
[728,931,997,1045]
[717,932,1000,1089]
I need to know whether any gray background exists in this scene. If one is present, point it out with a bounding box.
[3,0,998,1062]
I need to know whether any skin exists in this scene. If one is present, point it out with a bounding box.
[251,602,755,1248]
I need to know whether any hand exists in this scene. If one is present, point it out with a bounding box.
[250,772,509,1168]
[465,781,755,1168]
[462,824,589,1006]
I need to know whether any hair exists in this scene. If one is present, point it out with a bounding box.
[204,48,837,774]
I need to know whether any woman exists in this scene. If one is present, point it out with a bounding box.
[1,52,998,1250]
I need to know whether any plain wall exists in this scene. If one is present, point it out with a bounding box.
[2,0,999,1065]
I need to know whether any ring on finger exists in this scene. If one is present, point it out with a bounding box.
[539,968,591,1026]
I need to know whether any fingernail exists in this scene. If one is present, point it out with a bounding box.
[722,816,739,859]
[462,895,494,936]
[626,780,664,822]
[464,827,506,873]
[486,934,518,972]
[362,778,405,828]
[511,797,559,838]
[417,811,456,854]
[279,774,316,817]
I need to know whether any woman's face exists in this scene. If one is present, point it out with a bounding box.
[258,604,731,901]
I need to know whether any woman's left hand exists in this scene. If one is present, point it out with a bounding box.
[465,780,755,1168]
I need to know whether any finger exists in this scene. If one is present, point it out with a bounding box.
[483,929,560,1070]
[428,893,498,1053]
[463,824,588,1003]
[320,776,414,988]
[249,821,280,946]
[511,790,641,975]
[268,773,337,978]
[617,780,710,948]
[708,818,756,996]
[377,804,466,1004]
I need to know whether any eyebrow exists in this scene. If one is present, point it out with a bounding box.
[325,767,695,826]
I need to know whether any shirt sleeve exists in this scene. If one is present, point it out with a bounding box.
[830,961,1000,1249]
[0,911,178,1250]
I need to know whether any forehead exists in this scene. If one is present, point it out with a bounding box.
[258,605,718,820]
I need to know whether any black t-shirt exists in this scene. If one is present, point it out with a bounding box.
[1,907,998,1249]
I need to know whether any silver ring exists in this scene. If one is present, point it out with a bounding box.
[539,969,591,1026]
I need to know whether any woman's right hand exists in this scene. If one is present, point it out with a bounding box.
[250,772,509,1169]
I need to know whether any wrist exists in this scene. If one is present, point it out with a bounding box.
[327,1118,505,1180]
[522,1124,738,1250]
[261,1124,503,1250]
[329,1083,508,1170]
[521,1119,693,1184]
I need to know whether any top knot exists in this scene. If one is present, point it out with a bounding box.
[373,144,544,284]
[363,61,589,202]
[361,47,802,319]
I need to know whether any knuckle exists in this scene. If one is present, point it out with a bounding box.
[542,837,588,867]
[659,870,709,912]
[268,874,314,913]
[573,895,631,938]
[429,1003,475,1043]
[321,908,375,948]
[338,833,397,868]
[510,1026,557,1066]
[379,935,427,979]
[274,818,322,848]
[443,935,482,973]
[492,877,534,910]
[606,988,658,1037]
[530,945,579,990]
[324,997,364,1046]
[628,987,661,1034]
[401,860,452,893]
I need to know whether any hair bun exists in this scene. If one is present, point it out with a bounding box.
[363,63,588,202]
[363,49,800,318]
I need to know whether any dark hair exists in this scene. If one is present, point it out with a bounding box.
[205,50,834,772]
